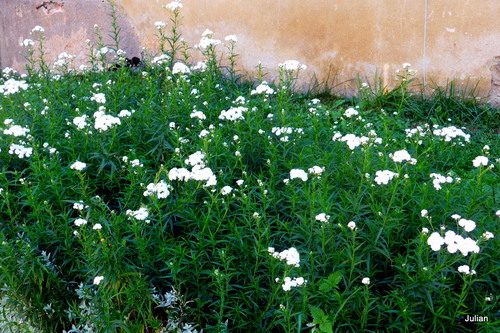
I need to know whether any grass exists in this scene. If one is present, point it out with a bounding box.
[0,2,499,332]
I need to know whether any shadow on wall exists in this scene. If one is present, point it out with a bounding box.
[0,0,141,72]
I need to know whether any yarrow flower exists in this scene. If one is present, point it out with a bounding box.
[165,0,183,11]
[343,107,359,118]
[457,265,476,275]
[93,276,104,285]
[390,149,417,164]
[70,161,87,171]
[315,213,330,223]
[429,173,453,190]
[361,277,370,285]
[93,110,121,132]
[278,60,307,71]
[472,156,489,167]
[219,106,247,121]
[281,276,307,291]
[172,62,191,75]
[0,79,29,95]
[3,125,30,137]
[268,247,301,267]
[347,221,357,231]
[90,93,106,104]
[458,218,476,232]
[374,170,399,185]
[126,207,149,221]
[74,218,88,227]
[289,169,308,182]
[143,180,173,199]
[251,82,275,95]
[427,231,479,256]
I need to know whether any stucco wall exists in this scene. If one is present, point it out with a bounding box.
[2,0,500,100]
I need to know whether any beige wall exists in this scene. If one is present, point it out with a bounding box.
[2,0,500,99]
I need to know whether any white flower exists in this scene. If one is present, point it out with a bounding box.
[118,110,132,117]
[308,166,325,175]
[315,213,330,223]
[270,247,300,267]
[251,82,275,95]
[221,186,233,195]
[427,232,445,251]
[93,224,102,230]
[278,60,306,71]
[143,180,173,199]
[21,39,34,47]
[154,21,166,28]
[458,218,476,232]
[74,218,88,227]
[0,79,29,95]
[73,202,88,210]
[421,209,428,217]
[90,93,106,104]
[344,107,359,118]
[224,35,238,42]
[457,265,476,275]
[219,106,247,121]
[190,110,206,120]
[93,110,121,132]
[165,0,183,11]
[93,276,104,285]
[347,221,357,231]
[70,161,87,171]
[73,115,90,129]
[196,36,221,49]
[421,227,429,234]
[289,169,308,182]
[482,231,494,240]
[374,170,399,185]
[31,25,45,33]
[185,151,206,167]
[281,276,307,291]
[402,63,411,69]
[3,125,30,137]
[390,149,417,164]
[472,156,489,167]
[361,277,370,285]
[172,62,191,75]
[126,207,149,220]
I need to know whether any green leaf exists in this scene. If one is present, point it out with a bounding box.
[319,321,333,333]
[309,305,325,321]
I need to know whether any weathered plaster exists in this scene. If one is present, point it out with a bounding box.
[2,0,500,101]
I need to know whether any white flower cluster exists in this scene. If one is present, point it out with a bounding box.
[432,125,470,143]
[73,115,90,130]
[168,151,217,187]
[143,180,173,199]
[343,107,359,118]
[196,30,221,49]
[53,52,75,69]
[390,149,417,164]
[172,62,191,75]
[280,276,307,291]
[9,143,33,158]
[152,54,170,66]
[427,225,480,256]
[73,201,88,210]
[457,265,476,275]
[315,213,330,223]
[90,93,106,104]
[93,109,121,132]
[332,133,382,150]
[219,106,248,121]
[70,161,87,171]
[429,173,455,190]
[278,60,307,71]
[3,124,30,137]
[268,247,300,267]
[251,82,275,95]
[165,0,183,11]
[0,79,29,95]
[126,207,149,221]
[374,170,399,185]
[472,156,489,168]
[74,218,88,226]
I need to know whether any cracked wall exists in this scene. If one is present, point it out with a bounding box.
[2,0,500,102]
